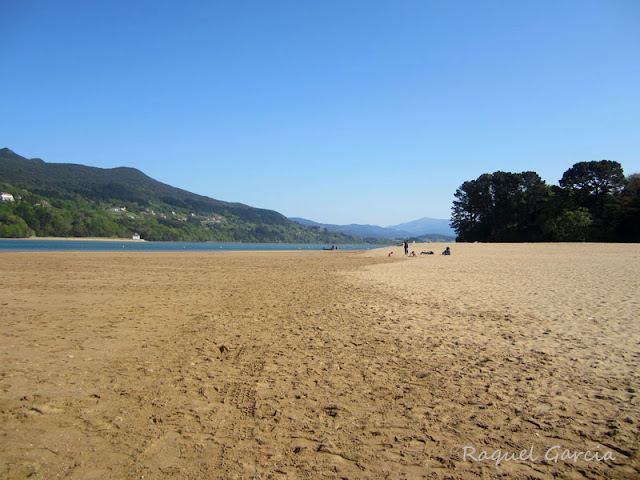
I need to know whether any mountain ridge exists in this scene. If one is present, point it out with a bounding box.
[0,148,386,243]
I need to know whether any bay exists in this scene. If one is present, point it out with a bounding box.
[0,239,385,253]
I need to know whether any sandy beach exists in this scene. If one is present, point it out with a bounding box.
[1,244,638,479]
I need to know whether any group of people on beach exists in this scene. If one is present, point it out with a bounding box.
[400,240,451,257]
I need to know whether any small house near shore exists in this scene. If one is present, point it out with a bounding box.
[132,233,141,240]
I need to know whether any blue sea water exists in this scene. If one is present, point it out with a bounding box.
[0,239,385,253]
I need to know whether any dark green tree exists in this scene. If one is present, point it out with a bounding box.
[0,211,32,238]
[15,203,40,231]
[559,160,626,199]
[542,207,593,241]
[518,171,550,241]
[489,171,526,240]
[558,160,626,240]
[451,171,550,242]
[451,174,494,241]
[614,173,640,241]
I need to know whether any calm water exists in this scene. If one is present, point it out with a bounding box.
[0,239,385,253]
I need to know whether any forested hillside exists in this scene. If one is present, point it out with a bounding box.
[0,148,381,243]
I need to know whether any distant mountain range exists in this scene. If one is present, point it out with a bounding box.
[389,218,456,237]
[290,217,455,241]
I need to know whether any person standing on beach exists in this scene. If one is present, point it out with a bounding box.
[404,240,409,255]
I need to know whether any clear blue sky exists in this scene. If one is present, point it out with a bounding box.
[2,0,639,226]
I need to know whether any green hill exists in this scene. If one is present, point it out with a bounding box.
[0,148,383,243]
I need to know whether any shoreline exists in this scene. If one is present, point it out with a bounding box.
[0,238,388,250]
[4,237,387,245]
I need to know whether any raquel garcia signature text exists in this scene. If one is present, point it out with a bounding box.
[462,445,616,466]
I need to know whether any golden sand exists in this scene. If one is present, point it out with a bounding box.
[0,244,638,479]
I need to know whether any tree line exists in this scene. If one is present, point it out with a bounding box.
[451,160,640,242]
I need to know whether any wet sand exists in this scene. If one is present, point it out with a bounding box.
[1,244,638,479]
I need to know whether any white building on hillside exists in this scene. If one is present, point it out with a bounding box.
[0,192,15,202]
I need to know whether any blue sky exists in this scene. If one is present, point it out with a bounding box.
[2,0,639,226]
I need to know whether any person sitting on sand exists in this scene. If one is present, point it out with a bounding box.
[409,251,417,257]
[442,246,451,255]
